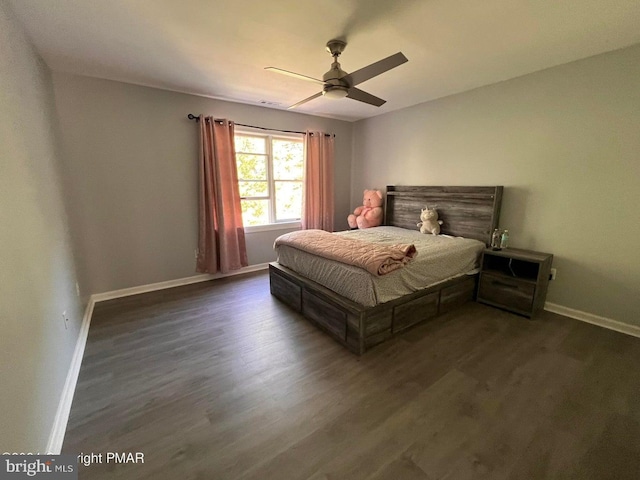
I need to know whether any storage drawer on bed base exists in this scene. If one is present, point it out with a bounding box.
[440,276,476,313]
[392,292,440,333]
[270,269,302,312]
[302,290,347,342]
[270,263,481,355]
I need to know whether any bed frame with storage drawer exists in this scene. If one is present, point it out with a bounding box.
[269,185,503,354]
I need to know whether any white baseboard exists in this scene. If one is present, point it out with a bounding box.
[46,263,269,452]
[545,302,640,338]
[91,263,269,303]
[46,297,95,454]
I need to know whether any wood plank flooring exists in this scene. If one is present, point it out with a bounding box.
[63,271,640,479]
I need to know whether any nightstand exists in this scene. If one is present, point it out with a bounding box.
[477,248,553,318]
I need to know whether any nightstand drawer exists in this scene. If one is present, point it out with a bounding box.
[478,273,535,313]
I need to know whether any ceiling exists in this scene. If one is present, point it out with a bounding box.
[8,0,640,122]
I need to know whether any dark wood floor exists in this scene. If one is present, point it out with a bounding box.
[63,271,640,480]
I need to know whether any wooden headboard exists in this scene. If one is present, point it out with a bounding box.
[385,186,503,245]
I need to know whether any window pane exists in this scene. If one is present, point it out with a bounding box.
[236,154,267,180]
[241,199,269,226]
[235,135,266,154]
[275,181,302,221]
[239,181,268,198]
[273,140,303,180]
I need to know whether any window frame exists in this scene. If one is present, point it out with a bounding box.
[234,129,304,232]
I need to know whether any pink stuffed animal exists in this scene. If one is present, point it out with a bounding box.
[347,189,384,229]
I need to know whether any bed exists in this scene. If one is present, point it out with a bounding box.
[269,185,503,354]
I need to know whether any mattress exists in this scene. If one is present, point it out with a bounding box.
[275,226,485,307]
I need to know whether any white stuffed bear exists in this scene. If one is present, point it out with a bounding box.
[417,207,443,235]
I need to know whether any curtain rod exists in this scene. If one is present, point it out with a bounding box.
[187,114,334,137]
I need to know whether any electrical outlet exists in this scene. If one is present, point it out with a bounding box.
[75,282,81,297]
[550,268,557,281]
[62,311,69,329]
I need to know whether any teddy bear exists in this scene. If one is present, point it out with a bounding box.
[347,189,384,229]
[417,206,443,235]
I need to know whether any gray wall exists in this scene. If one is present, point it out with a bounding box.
[0,2,84,451]
[51,73,353,294]
[353,44,640,326]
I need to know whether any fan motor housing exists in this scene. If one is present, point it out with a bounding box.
[323,63,349,83]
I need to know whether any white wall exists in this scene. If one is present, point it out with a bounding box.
[0,2,84,451]
[51,73,353,295]
[353,44,640,326]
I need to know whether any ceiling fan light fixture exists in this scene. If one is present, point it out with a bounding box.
[322,86,349,99]
[267,39,407,109]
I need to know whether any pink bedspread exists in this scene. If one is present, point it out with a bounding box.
[274,229,417,276]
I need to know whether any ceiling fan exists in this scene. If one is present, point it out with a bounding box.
[265,39,408,109]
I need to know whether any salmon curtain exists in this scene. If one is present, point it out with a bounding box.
[196,116,248,274]
[302,131,335,231]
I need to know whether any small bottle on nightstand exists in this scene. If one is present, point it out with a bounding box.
[491,229,501,250]
[500,230,509,249]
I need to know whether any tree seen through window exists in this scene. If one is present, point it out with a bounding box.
[235,134,303,226]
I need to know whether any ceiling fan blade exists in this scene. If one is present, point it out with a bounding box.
[265,67,326,86]
[343,52,408,87]
[288,91,323,109]
[346,87,386,107]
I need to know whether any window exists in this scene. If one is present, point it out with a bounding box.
[235,132,304,228]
